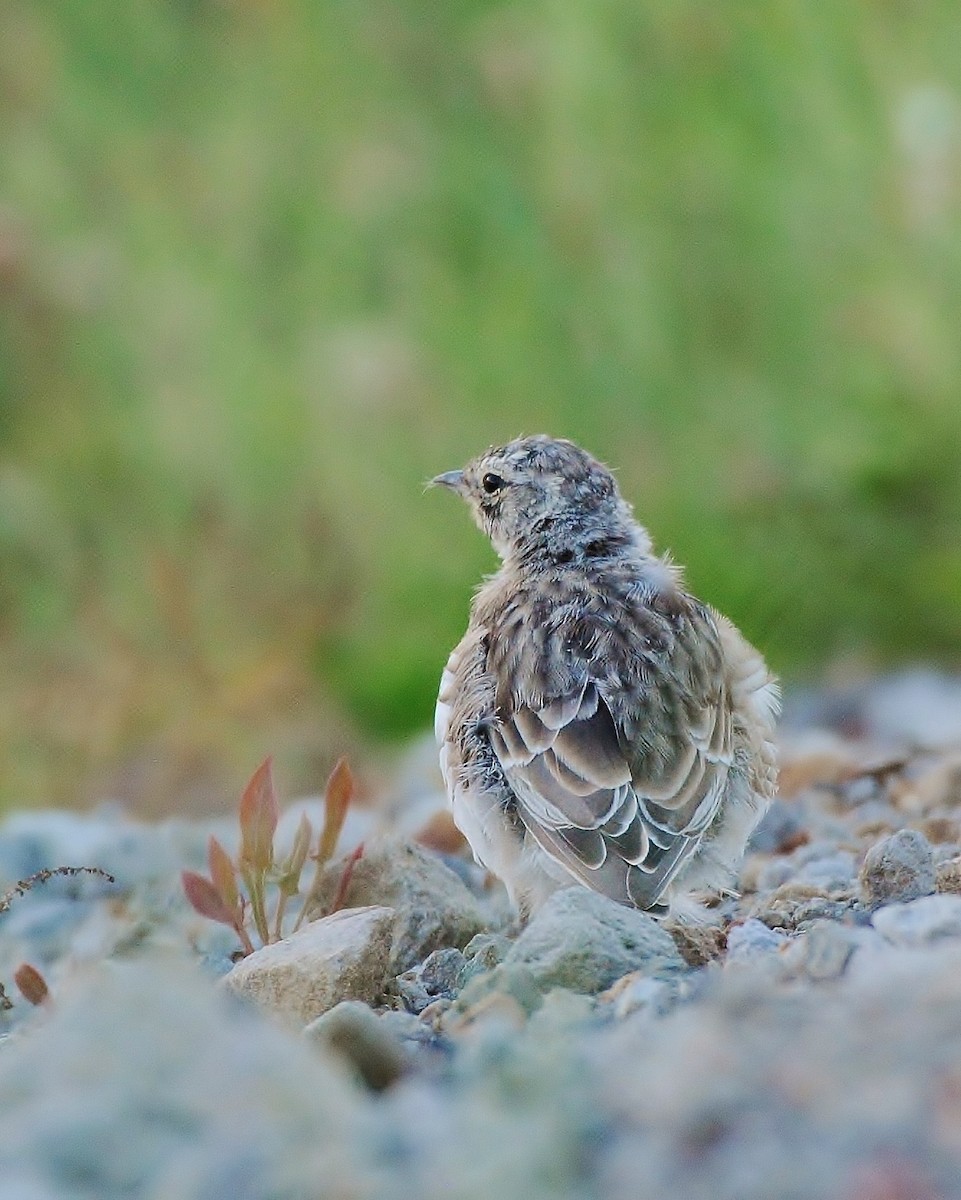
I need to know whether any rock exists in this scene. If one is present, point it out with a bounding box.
[394,975,431,1015]
[462,932,510,971]
[859,829,936,906]
[746,884,860,933]
[747,799,809,854]
[666,919,727,967]
[594,943,961,1200]
[453,963,545,1020]
[778,920,863,982]
[754,858,794,891]
[748,844,854,902]
[872,894,961,946]
[0,809,181,894]
[0,959,368,1199]
[418,946,468,994]
[794,897,865,928]
[503,887,685,994]
[304,1000,406,1090]
[377,1008,437,1047]
[306,839,489,972]
[725,919,788,966]
[223,905,395,1025]
[527,987,596,1036]
[418,996,455,1027]
[792,850,857,891]
[396,947,469,1014]
[600,973,680,1019]
[937,857,961,895]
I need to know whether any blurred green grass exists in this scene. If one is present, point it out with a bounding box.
[1,0,961,810]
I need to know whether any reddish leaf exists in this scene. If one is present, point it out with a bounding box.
[208,836,239,912]
[182,870,239,928]
[328,843,364,914]
[239,757,279,872]
[14,963,49,1006]
[317,757,354,866]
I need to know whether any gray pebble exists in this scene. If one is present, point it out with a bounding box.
[504,887,686,994]
[396,947,470,1013]
[394,975,431,1014]
[872,894,961,945]
[792,851,857,891]
[795,897,865,926]
[304,1000,407,1090]
[604,975,682,1020]
[746,800,807,854]
[859,829,936,906]
[463,932,510,971]
[780,920,858,982]
[754,859,794,891]
[418,947,469,994]
[725,919,788,965]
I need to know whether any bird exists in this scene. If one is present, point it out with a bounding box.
[430,435,779,921]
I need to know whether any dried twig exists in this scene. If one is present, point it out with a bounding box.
[0,866,115,915]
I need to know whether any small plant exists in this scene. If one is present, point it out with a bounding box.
[0,866,114,1010]
[182,756,361,956]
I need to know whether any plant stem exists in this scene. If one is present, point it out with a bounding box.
[233,920,256,956]
[242,868,271,946]
[272,892,289,943]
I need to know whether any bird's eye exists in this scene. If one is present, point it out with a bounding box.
[482,473,506,495]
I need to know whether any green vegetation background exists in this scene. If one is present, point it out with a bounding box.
[1,0,960,810]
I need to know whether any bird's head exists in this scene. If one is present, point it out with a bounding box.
[430,435,648,563]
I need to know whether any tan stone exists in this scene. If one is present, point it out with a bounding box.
[223,905,396,1026]
[937,858,961,896]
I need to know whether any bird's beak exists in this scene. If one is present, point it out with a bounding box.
[430,470,465,492]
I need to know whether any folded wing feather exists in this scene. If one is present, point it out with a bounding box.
[489,616,734,911]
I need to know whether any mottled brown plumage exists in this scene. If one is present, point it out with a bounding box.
[432,436,779,918]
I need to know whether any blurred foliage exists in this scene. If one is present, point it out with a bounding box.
[1,0,961,809]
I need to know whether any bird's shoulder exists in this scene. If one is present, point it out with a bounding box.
[473,557,723,717]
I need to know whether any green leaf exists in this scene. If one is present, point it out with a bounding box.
[277,812,312,898]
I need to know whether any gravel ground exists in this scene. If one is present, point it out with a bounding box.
[3,669,961,1200]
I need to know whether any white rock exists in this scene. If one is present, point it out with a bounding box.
[0,958,367,1198]
[504,887,685,993]
[725,918,788,966]
[872,894,961,946]
[223,905,396,1026]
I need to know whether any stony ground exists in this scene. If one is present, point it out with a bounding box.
[4,669,961,1200]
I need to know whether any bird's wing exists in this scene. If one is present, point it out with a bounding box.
[486,603,734,912]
